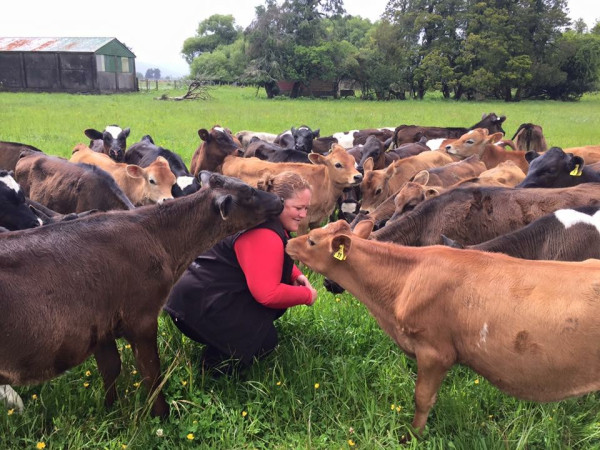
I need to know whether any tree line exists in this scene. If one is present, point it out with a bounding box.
[181,0,600,101]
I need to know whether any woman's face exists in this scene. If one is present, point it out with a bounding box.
[279,188,311,232]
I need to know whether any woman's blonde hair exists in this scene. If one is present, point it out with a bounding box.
[257,171,311,200]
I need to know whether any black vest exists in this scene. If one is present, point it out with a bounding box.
[164,218,292,363]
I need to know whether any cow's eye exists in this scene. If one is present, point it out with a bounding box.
[466,139,475,144]
[335,162,342,168]
[375,188,382,195]
[307,238,316,246]
[149,178,157,185]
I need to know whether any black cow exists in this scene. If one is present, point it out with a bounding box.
[0,170,42,231]
[442,206,600,261]
[125,135,199,197]
[275,126,320,153]
[0,141,43,172]
[254,142,311,163]
[85,125,130,162]
[517,147,600,188]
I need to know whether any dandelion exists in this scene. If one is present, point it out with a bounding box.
[125,344,131,349]
[85,370,91,377]
[276,381,282,386]
[133,382,140,387]
[242,411,248,417]
[336,297,341,302]
[396,406,402,412]
[83,382,90,388]
[131,370,137,375]
[31,394,37,400]
[348,439,355,446]
[121,445,127,449]
[7,409,14,416]
[156,428,164,437]
[474,379,480,385]
[36,443,46,449]
[391,404,395,410]
[314,383,320,389]
[181,380,187,386]
[187,433,194,440]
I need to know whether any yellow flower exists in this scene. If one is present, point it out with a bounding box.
[336,297,341,302]
[181,380,187,386]
[131,370,137,375]
[276,381,282,386]
[314,383,320,389]
[242,411,247,417]
[474,379,480,384]
[348,439,355,446]
[31,394,37,400]
[83,382,90,388]
[390,404,395,410]
[125,344,131,349]
[7,409,14,416]
[121,445,127,449]
[186,433,194,440]
[133,382,140,387]
[396,406,402,412]
[36,443,46,449]
[85,370,91,377]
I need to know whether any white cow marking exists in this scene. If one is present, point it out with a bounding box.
[177,176,195,190]
[105,125,123,139]
[478,322,489,348]
[0,174,20,193]
[554,209,600,233]
[333,130,358,149]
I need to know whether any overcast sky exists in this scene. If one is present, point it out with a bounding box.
[2,0,598,78]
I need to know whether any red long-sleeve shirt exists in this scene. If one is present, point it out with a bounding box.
[234,228,312,308]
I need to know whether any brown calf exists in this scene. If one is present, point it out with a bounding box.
[70,144,175,206]
[222,144,362,233]
[190,125,243,175]
[0,141,43,172]
[454,160,526,188]
[359,150,455,213]
[0,172,283,417]
[445,128,530,173]
[564,145,600,164]
[15,152,135,213]
[286,219,600,436]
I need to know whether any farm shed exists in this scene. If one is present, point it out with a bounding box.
[0,37,137,93]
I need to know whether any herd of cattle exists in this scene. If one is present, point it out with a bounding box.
[1,114,600,438]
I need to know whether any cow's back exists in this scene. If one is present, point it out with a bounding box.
[0,141,43,172]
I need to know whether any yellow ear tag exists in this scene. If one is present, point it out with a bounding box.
[333,244,347,261]
[570,164,583,176]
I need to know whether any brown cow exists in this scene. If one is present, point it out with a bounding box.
[286,219,600,437]
[0,141,43,172]
[222,144,362,233]
[190,125,243,175]
[359,150,455,213]
[70,144,175,206]
[15,152,135,214]
[372,183,600,246]
[392,113,506,147]
[0,172,284,417]
[511,123,547,152]
[454,160,526,188]
[445,128,530,173]
[564,145,600,164]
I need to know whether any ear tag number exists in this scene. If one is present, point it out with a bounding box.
[333,244,347,261]
[570,164,582,176]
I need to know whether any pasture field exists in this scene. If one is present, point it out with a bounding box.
[1,87,600,449]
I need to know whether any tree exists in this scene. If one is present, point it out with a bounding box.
[182,15,241,64]
[145,68,161,79]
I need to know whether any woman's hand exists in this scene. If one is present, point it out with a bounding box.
[294,275,318,306]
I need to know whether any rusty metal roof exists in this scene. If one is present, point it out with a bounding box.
[0,37,130,54]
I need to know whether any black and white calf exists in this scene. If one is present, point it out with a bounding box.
[275,126,320,153]
[85,125,131,162]
[0,170,42,231]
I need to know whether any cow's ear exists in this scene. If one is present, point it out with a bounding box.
[487,132,504,143]
[363,157,374,172]
[125,165,144,178]
[567,156,585,174]
[331,234,352,261]
[313,128,320,138]
[121,127,131,138]
[216,194,233,220]
[308,153,325,165]
[291,127,297,135]
[198,129,210,142]
[412,170,430,185]
[353,219,374,239]
[525,151,540,163]
[498,115,506,123]
[84,129,103,140]
[441,234,464,248]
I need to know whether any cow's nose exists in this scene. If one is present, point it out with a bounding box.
[354,174,363,183]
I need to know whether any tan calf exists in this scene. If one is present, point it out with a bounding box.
[359,150,455,213]
[222,144,362,233]
[286,220,600,437]
[445,128,530,173]
[70,144,175,206]
[564,145,600,164]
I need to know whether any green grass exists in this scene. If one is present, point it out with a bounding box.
[1,87,600,449]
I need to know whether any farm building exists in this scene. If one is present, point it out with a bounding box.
[0,37,137,93]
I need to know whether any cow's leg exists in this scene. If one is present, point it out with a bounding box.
[0,385,24,412]
[411,351,451,436]
[128,323,169,418]
[94,339,121,408]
